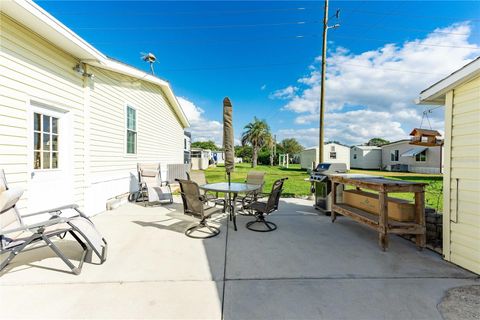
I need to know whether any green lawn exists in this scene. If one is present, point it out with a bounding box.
[202,163,444,212]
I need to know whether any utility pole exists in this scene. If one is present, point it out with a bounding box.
[273,134,277,165]
[319,0,329,164]
[319,1,340,164]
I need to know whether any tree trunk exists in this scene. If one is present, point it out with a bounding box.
[252,146,258,168]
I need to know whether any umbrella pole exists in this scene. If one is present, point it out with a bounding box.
[227,172,231,186]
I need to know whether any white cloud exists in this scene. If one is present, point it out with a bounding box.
[177,97,223,145]
[260,84,267,91]
[269,85,298,99]
[274,22,480,145]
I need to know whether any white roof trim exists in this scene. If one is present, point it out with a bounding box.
[1,0,189,127]
[417,57,480,105]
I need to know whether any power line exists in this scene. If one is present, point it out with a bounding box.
[344,8,480,22]
[49,6,317,16]
[346,23,479,36]
[332,34,479,50]
[91,32,478,50]
[92,34,315,45]
[76,20,321,31]
[159,60,449,76]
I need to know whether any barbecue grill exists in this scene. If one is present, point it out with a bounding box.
[308,163,347,213]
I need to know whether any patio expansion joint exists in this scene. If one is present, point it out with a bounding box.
[223,275,480,282]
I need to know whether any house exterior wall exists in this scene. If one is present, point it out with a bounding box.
[443,75,480,274]
[381,141,443,173]
[350,147,382,169]
[0,14,85,213]
[86,66,184,214]
[0,13,186,216]
[300,143,350,170]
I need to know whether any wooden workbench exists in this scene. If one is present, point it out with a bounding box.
[330,175,427,251]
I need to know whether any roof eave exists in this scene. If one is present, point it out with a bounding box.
[416,57,480,105]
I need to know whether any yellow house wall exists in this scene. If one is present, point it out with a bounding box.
[444,75,480,274]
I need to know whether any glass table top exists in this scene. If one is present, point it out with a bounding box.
[199,182,261,193]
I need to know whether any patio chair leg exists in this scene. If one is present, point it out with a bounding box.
[246,214,277,232]
[43,234,88,275]
[185,221,220,239]
[0,234,40,272]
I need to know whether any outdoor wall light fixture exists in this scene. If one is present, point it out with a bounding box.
[73,63,94,79]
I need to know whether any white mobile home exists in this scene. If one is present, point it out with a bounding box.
[417,57,480,274]
[381,140,443,174]
[300,143,351,170]
[350,146,382,170]
[0,1,189,216]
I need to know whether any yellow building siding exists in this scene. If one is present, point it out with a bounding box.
[0,14,86,211]
[88,66,184,177]
[445,75,480,274]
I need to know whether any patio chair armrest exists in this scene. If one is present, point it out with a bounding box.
[21,204,81,218]
[1,216,69,235]
[160,181,169,187]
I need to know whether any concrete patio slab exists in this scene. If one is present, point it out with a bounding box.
[223,278,479,320]
[0,202,227,284]
[0,197,477,319]
[0,280,223,319]
[228,198,475,280]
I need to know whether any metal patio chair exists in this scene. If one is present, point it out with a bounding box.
[186,171,225,211]
[244,177,288,232]
[0,170,107,275]
[137,163,173,206]
[176,179,221,239]
[238,171,266,214]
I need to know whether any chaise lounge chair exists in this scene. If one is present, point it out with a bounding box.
[137,163,173,206]
[0,170,107,275]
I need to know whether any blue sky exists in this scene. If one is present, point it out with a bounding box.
[39,1,480,147]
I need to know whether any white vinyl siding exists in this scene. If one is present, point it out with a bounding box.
[1,13,186,216]
[444,75,480,274]
[0,14,85,211]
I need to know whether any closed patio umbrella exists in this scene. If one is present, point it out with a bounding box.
[223,97,234,185]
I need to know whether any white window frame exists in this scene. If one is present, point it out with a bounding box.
[125,103,138,156]
[391,150,399,162]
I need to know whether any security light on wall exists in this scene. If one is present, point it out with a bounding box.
[73,63,94,78]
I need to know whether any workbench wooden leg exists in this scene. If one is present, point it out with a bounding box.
[331,182,337,223]
[415,191,426,250]
[378,191,389,251]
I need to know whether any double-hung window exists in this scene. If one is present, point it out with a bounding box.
[34,113,59,169]
[391,150,399,162]
[126,106,137,154]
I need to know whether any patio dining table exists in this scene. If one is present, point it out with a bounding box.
[199,182,261,231]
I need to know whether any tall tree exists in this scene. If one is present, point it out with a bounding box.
[241,117,271,167]
[280,138,304,158]
[191,140,218,151]
[366,138,390,146]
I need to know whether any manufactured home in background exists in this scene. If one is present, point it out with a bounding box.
[0,1,189,216]
[300,143,351,170]
[417,57,480,275]
[350,146,382,170]
[381,140,443,174]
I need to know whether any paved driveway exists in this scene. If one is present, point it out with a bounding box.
[1,197,477,319]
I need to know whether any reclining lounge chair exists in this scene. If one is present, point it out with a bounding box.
[0,170,107,275]
[137,163,173,206]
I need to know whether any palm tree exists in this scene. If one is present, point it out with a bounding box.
[241,117,271,168]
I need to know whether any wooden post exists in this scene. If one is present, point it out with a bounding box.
[378,190,389,250]
[331,181,337,222]
[415,191,426,250]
